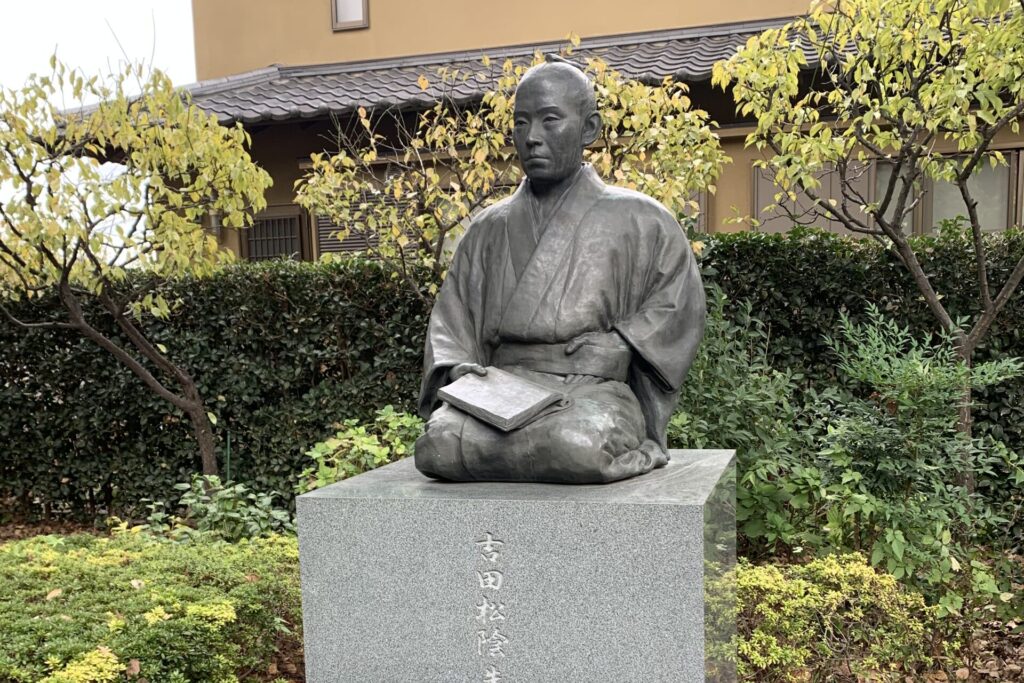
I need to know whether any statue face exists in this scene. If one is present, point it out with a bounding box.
[512,74,588,186]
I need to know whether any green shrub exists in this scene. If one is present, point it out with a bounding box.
[3,229,1023,521]
[672,293,1024,625]
[297,405,422,493]
[699,228,1024,456]
[668,287,830,557]
[0,532,300,682]
[737,553,939,681]
[137,475,294,543]
[806,308,1023,617]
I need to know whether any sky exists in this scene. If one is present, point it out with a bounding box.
[0,1,197,94]
[0,2,198,221]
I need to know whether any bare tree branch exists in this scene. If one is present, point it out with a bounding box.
[56,277,191,412]
[966,252,1024,352]
[0,299,74,330]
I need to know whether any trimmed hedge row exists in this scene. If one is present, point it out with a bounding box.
[1,230,1022,516]
[0,260,430,517]
[702,228,1024,448]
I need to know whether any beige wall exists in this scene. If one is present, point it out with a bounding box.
[711,131,765,233]
[193,0,811,80]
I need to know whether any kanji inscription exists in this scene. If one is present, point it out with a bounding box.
[474,531,509,681]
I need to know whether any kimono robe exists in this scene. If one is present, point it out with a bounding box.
[414,164,705,484]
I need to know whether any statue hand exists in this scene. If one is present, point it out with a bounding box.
[564,330,628,355]
[449,363,488,382]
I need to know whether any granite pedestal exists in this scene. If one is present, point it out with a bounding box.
[297,449,736,682]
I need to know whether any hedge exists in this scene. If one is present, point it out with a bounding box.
[701,228,1024,448]
[1,230,1022,516]
[0,260,430,517]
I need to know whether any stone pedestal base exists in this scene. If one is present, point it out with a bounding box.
[297,449,735,682]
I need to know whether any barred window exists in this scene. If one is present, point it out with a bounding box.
[245,205,306,261]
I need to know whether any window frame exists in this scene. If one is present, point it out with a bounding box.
[241,204,310,262]
[749,150,1023,237]
[919,150,1019,235]
[331,0,369,31]
[866,160,922,235]
[750,164,859,235]
[869,151,1020,235]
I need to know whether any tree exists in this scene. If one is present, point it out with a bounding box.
[0,59,272,476]
[712,0,1024,435]
[296,41,728,298]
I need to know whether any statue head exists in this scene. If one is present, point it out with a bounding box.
[512,56,602,189]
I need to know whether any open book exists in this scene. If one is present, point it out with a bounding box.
[438,366,570,432]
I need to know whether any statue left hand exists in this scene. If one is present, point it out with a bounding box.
[564,330,629,355]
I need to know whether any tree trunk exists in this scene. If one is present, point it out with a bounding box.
[185,405,219,476]
[957,384,973,439]
[59,283,221,479]
[181,381,219,476]
[954,334,974,438]
[954,333,974,492]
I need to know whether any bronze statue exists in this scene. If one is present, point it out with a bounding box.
[414,56,706,484]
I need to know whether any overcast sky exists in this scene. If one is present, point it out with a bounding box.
[0,1,196,93]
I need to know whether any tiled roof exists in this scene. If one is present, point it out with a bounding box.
[187,17,803,125]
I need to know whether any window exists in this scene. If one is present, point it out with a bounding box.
[752,164,869,235]
[332,0,368,31]
[923,154,1018,233]
[245,205,306,261]
[872,153,1019,235]
[316,213,382,255]
[315,189,409,257]
[752,152,1023,236]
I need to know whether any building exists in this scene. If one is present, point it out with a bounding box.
[188,0,1024,260]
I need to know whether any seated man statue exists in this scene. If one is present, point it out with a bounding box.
[414,56,706,484]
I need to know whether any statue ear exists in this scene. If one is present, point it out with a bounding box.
[581,110,602,147]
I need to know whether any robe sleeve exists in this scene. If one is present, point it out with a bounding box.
[417,234,486,418]
[613,209,706,448]
[614,210,705,392]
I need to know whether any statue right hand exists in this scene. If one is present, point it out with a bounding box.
[449,363,488,382]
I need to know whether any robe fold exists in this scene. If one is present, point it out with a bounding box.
[415,164,705,484]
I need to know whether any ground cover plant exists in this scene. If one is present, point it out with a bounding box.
[0,531,301,682]
[736,554,939,681]
[138,475,294,543]
[0,525,949,682]
[296,405,423,494]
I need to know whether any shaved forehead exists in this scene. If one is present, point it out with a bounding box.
[516,60,598,118]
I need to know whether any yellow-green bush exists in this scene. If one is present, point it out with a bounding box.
[738,553,940,681]
[0,532,300,682]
